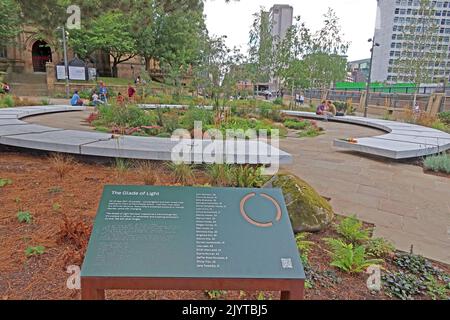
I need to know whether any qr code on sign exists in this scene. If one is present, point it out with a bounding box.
[281,258,293,269]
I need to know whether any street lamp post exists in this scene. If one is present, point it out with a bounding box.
[58,26,70,98]
[364,38,380,118]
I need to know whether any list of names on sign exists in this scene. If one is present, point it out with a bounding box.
[195,193,228,269]
[81,186,305,280]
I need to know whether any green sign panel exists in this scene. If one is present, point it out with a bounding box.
[81,186,305,280]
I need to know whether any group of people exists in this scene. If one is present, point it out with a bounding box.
[316,100,338,118]
[295,94,305,105]
[1,82,11,94]
[70,81,137,107]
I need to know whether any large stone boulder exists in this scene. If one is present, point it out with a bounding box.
[264,174,334,232]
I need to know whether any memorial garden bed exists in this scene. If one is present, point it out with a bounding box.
[87,103,325,139]
[0,151,448,300]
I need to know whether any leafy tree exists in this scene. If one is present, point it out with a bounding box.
[248,9,274,85]
[0,0,21,43]
[194,35,244,112]
[154,7,206,93]
[69,11,137,77]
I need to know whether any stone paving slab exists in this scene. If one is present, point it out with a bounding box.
[0,124,61,137]
[0,114,19,119]
[80,137,291,164]
[283,110,450,159]
[0,119,27,126]
[334,138,439,159]
[374,133,450,147]
[1,130,111,154]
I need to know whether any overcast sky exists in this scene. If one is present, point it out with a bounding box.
[204,0,378,61]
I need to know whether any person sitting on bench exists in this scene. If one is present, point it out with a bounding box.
[316,101,327,115]
[70,90,84,106]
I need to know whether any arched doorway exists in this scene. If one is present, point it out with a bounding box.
[32,40,52,72]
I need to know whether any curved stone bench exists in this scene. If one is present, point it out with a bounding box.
[282,111,450,159]
[0,106,292,164]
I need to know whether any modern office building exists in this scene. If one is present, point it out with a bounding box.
[372,0,450,84]
[348,59,371,82]
[269,4,294,42]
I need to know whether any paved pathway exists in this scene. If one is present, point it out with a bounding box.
[280,121,450,264]
[28,110,450,263]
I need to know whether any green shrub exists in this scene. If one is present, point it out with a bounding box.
[424,274,449,300]
[114,158,131,173]
[231,165,265,188]
[423,153,450,174]
[0,95,14,108]
[273,97,284,105]
[325,238,383,273]
[438,111,450,125]
[167,162,195,185]
[431,120,449,132]
[365,237,395,258]
[297,127,322,138]
[25,246,45,257]
[205,290,227,300]
[394,252,440,276]
[382,271,425,300]
[284,119,310,130]
[95,104,157,128]
[335,215,371,243]
[296,233,314,265]
[0,178,12,187]
[206,164,234,187]
[180,106,214,131]
[17,211,33,224]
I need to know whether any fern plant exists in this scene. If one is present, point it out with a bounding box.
[325,238,383,273]
[295,233,315,265]
[17,211,32,224]
[335,215,371,243]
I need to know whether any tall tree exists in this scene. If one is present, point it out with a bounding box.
[0,0,21,44]
[248,9,274,85]
[69,11,137,77]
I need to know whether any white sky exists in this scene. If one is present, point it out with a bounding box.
[204,0,378,61]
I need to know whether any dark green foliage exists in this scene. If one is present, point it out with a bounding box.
[364,237,395,258]
[335,215,371,243]
[95,105,158,128]
[324,238,383,273]
[180,106,214,131]
[231,165,265,188]
[284,119,310,130]
[295,233,314,265]
[438,111,450,125]
[394,252,443,278]
[25,246,45,257]
[382,271,426,300]
[382,252,450,300]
